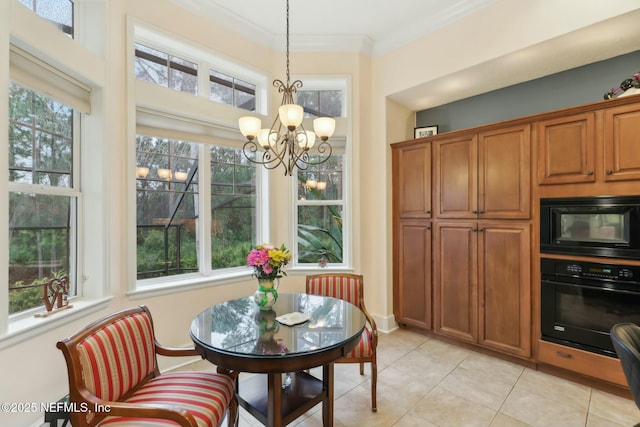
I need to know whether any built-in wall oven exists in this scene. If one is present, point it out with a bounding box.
[541,257,640,356]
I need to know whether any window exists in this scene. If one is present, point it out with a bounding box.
[133,44,257,111]
[8,82,78,314]
[135,136,199,279]
[19,0,74,37]
[134,43,198,95]
[296,154,344,266]
[297,90,343,118]
[209,70,256,111]
[210,146,257,269]
[136,137,258,282]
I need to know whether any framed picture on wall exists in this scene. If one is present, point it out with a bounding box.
[414,125,438,139]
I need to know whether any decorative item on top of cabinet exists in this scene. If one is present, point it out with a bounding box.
[604,103,640,182]
[537,112,596,185]
[434,124,530,219]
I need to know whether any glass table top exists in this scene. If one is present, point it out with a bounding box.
[190,293,366,359]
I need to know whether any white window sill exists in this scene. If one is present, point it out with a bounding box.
[288,266,354,275]
[129,270,254,300]
[0,297,113,350]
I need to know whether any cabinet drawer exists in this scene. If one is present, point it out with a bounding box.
[538,340,626,386]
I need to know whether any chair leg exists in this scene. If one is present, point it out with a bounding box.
[371,358,377,412]
[359,361,364,375]
[227,395,238,427]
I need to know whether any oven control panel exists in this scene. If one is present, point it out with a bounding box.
[541,258,640,283]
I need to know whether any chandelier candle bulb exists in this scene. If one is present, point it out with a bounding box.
[157,168,172,180]
[239,116,262,139]
[298,130,316,149]
[313,117,336,140]
[135,166,149,178]
[257,129,272,149]
[278,104,304,129]
[174,171,188,181]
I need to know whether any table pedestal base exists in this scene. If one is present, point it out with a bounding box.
[237,364,334,427]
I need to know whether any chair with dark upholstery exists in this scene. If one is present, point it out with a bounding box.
[57,305,237,427]
[610,322,640,427]
[306,273,378,411]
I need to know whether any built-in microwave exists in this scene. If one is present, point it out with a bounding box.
[540,195,640,259]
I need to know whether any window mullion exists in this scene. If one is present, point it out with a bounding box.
[200,145,212,274]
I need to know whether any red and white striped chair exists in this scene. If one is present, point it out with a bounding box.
[305,273,378,411]
[57,305,237,427]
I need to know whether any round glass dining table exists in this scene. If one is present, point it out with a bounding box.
[190,293,366,427]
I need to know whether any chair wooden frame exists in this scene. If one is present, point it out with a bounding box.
[57,305,238,427]
[306,273,378,411]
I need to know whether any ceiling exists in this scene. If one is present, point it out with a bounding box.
[170,1,640,111]
[170,0,496,55]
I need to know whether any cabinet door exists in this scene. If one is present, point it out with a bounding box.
[537,113,595,184]
[478,223,531,358]
[434,222,477,343]
[478,125,530,219]
[395,220,431,329]
[434,134,478,218]
[604,104,640,182]
[395,143,431,218]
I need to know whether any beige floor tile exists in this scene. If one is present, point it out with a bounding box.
[196,328,639,427]
[588,389,639,426]
[515,367,591,411]
[438,365,514,410]
[392,412,440,427]
[500,385,587,427]
[490,412,533,427]
[409,386,496,427]
[586,411,635,427]
[458,352,524,386]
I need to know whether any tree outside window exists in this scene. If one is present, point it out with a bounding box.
[8,82,77,314]
[296,154,344,265]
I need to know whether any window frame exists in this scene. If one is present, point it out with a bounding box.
[129,22,271,297]
[0,3,111,348]
[7,84,82,319]
[290,76,352,272]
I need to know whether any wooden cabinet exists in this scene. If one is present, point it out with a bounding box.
[434,222,531,358]
[537,112,596,185]
[392,142,432,329]
[538,103,640,185]
[394,220,432,329]
[604,103,640,182]
[434,124,530,219]
[395,142,431,219]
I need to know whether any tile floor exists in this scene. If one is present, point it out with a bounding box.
[187,328,640,427]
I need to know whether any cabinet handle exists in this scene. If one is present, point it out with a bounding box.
[586,170,594,175]
[472,210,478,214]
[478,228,484,232]
[479,210,484,214]
[426,210,431,214]
[606,169,613,175]
[556,351,572,359]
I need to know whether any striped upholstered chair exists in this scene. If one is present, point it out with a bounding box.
[57,305,237,427]
[306,273,378,411]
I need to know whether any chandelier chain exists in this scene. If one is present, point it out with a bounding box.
[285,0,290,86]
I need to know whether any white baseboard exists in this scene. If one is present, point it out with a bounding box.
[373,313,398,334]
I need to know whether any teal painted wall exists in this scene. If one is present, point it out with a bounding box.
[415,50,640,133]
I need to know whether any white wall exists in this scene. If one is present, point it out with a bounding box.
[0,1,369,425]
[2,0,639,425]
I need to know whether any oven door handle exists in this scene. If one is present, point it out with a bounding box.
[542,279,640,294]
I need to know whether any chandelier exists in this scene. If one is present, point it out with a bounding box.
[238,0,335,176]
